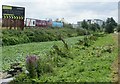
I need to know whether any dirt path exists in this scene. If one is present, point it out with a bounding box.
[111,33,119,83]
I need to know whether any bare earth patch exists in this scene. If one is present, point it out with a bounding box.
[111,33,118,82]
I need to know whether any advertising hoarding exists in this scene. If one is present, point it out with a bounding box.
[2,5,25,29]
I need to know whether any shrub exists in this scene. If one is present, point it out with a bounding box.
[93,33,105,37]
[76,28,87,36]
[2,36,19,45]
[9,73,32,84]
[76,35,98,47]
[117,24,120,32]
[83,36,91,47]
[36,59,53,77]
[89,35,97,41]
[26,55,53,78]
[2,28,85,46]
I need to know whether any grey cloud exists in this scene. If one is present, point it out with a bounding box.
[68,2,117,13]
[0,1,118,23]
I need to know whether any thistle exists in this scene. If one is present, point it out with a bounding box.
[26,55,39,78]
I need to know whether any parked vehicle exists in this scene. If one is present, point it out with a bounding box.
[25,18,63,28]
[36,20,47,27]
[25,18,36,27]
[52,21,63,28]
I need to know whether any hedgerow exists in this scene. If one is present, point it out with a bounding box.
[2,27,87,46]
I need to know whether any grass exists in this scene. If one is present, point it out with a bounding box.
[37,34,117,82]
[1,36,83,71]
[2,33,118,82]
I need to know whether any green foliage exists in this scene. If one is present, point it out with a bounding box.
[81,20,101,32]
[105,17,117,33]
[76,34,98,47]
[36,58,53,77]
[63,23,73,28]
[7,62,23,76]
[25,55,53,79]
[2,28,83,46]
[89,35,98,41]
[117,24,120,32]
[9,73,32,84]
[89,23,100,31]
[60,37,69,50]
[2,34,118,83]
[2,30,30,46]
[92,33,105,37]
[2,36,82,71]
[76,28,87,36]
[52,44,69,58]
[102,21,106,29]
[81,20,88,29]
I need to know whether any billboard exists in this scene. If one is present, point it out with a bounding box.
[2,5,25,28]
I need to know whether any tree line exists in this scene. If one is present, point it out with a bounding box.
[81,17,119,33]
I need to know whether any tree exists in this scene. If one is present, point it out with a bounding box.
[102,21,105,28]
[94,23,100,30]
[64,23,73,28]
[89,24,96,31]
[105,17,117,33]
[81,20,88,30]
[101,21,105,31]
[89,23,100,32]
[117,24,120,32]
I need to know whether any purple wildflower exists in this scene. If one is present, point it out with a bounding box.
[26,55,39,78]
[26,55,38,65]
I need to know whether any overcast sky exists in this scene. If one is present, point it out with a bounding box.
[0,0,119,24]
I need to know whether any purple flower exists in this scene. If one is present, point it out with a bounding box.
[26,55,39,67]
[26,55,39,78]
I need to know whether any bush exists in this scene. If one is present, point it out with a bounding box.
[76,34,98,47]
[2,35,30,46]
[36,59,53,77]
[9,73,32,84]
[2,28,86,46]
[26,55,53,78]
[2,36,19,45]
[117,24,120,32]
[89,35,97,41]
[76,28,87,36]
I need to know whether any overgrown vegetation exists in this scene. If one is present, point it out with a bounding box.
[5,33,117,83]
[117,24,120,32]
[1,17,118,83]
[2,27,87,46]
